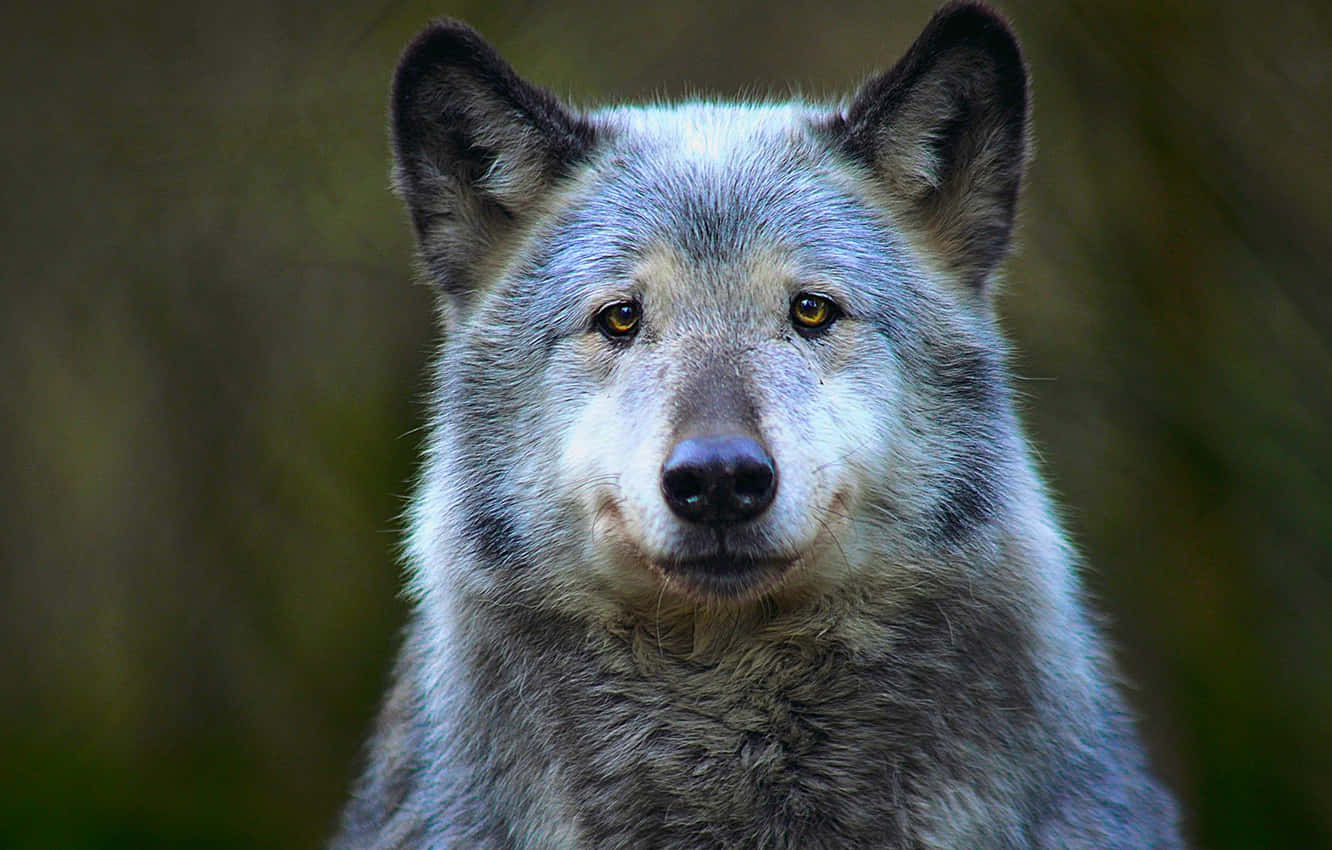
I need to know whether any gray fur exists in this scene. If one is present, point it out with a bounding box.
[335,4,1183,848]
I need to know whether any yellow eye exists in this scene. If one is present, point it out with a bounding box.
[596,300,641,337]
[790,293,839,331]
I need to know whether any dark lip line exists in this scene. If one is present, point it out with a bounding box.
[659,553,792,571]
[658,526,799,569]
[649,554,799,603]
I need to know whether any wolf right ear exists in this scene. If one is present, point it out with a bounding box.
[391,21,598,299]
[825,2,1029,292]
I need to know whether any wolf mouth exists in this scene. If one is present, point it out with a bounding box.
[652,553,796,602]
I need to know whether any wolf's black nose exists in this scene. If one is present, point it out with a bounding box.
[660,435,777,524]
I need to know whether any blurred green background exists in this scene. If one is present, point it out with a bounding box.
[2,1,1328,847]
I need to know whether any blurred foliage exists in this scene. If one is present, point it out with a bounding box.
[1,1,1327,847]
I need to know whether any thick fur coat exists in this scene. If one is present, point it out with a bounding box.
[333,4,1184,848]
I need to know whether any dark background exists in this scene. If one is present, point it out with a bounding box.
[3,1,1328,847]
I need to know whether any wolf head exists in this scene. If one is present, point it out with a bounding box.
[394,3,1031,612]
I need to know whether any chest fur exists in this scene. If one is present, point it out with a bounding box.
[460,606,1042,849]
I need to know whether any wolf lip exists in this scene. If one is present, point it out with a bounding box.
[655,553,794,600]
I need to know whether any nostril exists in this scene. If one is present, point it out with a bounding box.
[663,468,705,504]
[733,462,774,499]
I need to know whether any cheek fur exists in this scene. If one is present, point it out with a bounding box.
[558,392,620,495]
[553,353,672,533]
[776,335,906,555]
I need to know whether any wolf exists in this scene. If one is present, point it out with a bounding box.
[333,3,1183,847]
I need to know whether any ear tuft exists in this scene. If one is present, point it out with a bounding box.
[828,2,1029,291]
[391,21,598,298]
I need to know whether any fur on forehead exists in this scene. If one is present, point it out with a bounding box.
[503,117,931,319]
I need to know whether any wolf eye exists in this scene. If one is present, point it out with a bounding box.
[596,300,641,338]
[790,293,840,333]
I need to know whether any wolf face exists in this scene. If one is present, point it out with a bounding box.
[396,6,1027,613]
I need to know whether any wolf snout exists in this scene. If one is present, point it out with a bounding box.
[660,435,777,524]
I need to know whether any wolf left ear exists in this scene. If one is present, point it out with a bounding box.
[826,2,1028,291]
[391,21,598,299]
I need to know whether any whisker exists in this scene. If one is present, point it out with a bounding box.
[814,508,853,584]
[810,446,861,478]
[567,474,624,496]
[654,582,667,658]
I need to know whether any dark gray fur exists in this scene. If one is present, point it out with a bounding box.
[335,4,1184,848]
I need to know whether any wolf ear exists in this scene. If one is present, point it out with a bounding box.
[827,2,1028,291]
[391,21,597,298]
